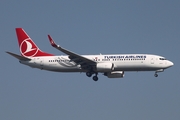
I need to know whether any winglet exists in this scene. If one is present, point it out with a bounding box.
[48,35,58,47]
[47,35,96,64]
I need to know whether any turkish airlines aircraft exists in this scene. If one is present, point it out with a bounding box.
[6,28,174,81]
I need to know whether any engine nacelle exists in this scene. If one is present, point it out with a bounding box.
[105,71,124,78]
[96,63,114,72]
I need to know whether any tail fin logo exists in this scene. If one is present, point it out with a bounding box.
[20,38,39,57]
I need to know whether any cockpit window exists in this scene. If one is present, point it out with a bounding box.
[159,58,166,60]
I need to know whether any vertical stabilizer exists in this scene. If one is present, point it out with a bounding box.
[16,28,53,57]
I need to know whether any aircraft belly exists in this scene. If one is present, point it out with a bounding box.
[43,63,85,72]
[45,67,86,72]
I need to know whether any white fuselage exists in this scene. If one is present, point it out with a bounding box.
[7,28,174,81]
[20,54,173,73]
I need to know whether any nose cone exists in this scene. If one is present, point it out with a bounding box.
[168,61,174,67]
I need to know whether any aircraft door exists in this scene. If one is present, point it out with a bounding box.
[34,58,44,69]
[151,58,154,64]
[40,58,44,68]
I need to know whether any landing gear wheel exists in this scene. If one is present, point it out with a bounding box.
[86,72,92,77]
[93,76,98,81]
[154,73,158,77]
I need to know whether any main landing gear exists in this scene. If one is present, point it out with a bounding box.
[86,72,98,81]
[93,75,98,81]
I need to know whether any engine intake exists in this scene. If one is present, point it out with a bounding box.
[96,63,114,72]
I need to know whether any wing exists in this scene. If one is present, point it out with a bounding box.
[47,35,97,69]
[6,51,31,61]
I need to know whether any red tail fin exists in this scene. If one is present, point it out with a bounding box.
[16,28,53,57]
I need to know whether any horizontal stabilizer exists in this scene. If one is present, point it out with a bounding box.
[6,51,31,61]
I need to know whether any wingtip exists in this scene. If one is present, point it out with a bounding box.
[6,51,11,54]
[47,35,58,47]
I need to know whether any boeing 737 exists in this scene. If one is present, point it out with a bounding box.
[6,28,174,81]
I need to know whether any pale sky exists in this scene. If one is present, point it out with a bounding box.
[1,1,180,120]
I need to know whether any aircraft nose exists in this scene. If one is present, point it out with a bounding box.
[168,61,174,67]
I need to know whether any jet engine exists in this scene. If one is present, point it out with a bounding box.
[104,71,124,78]
[96,63,114,72]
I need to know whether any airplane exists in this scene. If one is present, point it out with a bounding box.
[6,28,174,81]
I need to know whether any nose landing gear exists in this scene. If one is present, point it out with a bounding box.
[154,69,164,77]
[154,73,158,77]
